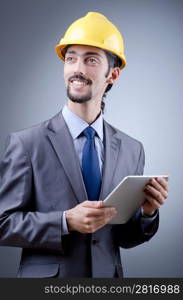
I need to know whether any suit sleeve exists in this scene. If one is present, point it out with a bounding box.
[112,142,159,248]
[0,133,64,252]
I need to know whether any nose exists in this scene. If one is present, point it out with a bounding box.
[73,58,86,75]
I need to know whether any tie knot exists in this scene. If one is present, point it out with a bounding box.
[83,126,96,139]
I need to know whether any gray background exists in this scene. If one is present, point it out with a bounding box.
[0,0,182,277]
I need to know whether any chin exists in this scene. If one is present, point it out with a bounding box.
[67,88,92,103]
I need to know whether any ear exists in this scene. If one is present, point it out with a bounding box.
[106,67,121,84]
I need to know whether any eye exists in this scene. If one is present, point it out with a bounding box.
[87,57,99,65]
[65,56,75,63]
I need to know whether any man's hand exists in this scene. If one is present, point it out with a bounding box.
[65,200,117,234]
[143,177,169,216]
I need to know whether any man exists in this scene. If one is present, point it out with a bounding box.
[0,12,168,278]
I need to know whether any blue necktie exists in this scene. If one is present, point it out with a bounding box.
[82,126,102,200]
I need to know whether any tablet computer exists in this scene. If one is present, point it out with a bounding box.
[103,175,168,224]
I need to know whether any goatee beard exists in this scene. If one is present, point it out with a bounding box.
[67,74,92,103]
[67,86,92,103]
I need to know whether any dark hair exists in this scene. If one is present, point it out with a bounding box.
[101,50,121,113]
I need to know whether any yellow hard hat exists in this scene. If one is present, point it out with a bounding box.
[55,12,126,69]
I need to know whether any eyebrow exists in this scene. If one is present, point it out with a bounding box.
[66,50,103,58]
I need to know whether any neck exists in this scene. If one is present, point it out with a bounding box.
[67,99,102,124]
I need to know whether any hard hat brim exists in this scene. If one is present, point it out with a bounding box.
[55,41,126,70]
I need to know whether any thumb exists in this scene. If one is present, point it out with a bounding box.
[82,200,104,208]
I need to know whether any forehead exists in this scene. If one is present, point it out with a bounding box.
[65,44,107,59]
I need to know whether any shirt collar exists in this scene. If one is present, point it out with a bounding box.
[62,104,103,141]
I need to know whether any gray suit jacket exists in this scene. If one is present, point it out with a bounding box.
[0,110,159,277]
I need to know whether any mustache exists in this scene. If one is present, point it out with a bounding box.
[68,74,92,85]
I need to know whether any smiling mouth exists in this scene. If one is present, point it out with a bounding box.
[70,79,87,87]
[69,75,92,87]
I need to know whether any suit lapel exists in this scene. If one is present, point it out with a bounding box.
[46,111,87,203]
[45,111,122,203]
[100,120,122,200]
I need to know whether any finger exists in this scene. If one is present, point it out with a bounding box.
[86,208,117,224]
[82,200,103,208]
[94,214,116,231]
[97,208,117,219]
[97,200,105,208]
[83,216,109,233]
[156,177,169,190]
[86,209,118,233]
[144,193,162,209]
[144,187,165,205]
[85,207,117,217]
[146,177,169,192]
[147,178,168,198]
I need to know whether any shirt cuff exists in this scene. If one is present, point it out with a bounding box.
[62,211,70,235]
[141,207,158,220]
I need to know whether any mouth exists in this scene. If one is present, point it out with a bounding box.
[70,79,88,87]
[68,75,92,88]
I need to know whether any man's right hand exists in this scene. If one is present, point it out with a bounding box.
[65,200,117,234]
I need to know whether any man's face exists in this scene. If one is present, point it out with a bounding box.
[63,45,110,104]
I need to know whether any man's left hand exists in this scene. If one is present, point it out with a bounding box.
[142,177,169,216]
